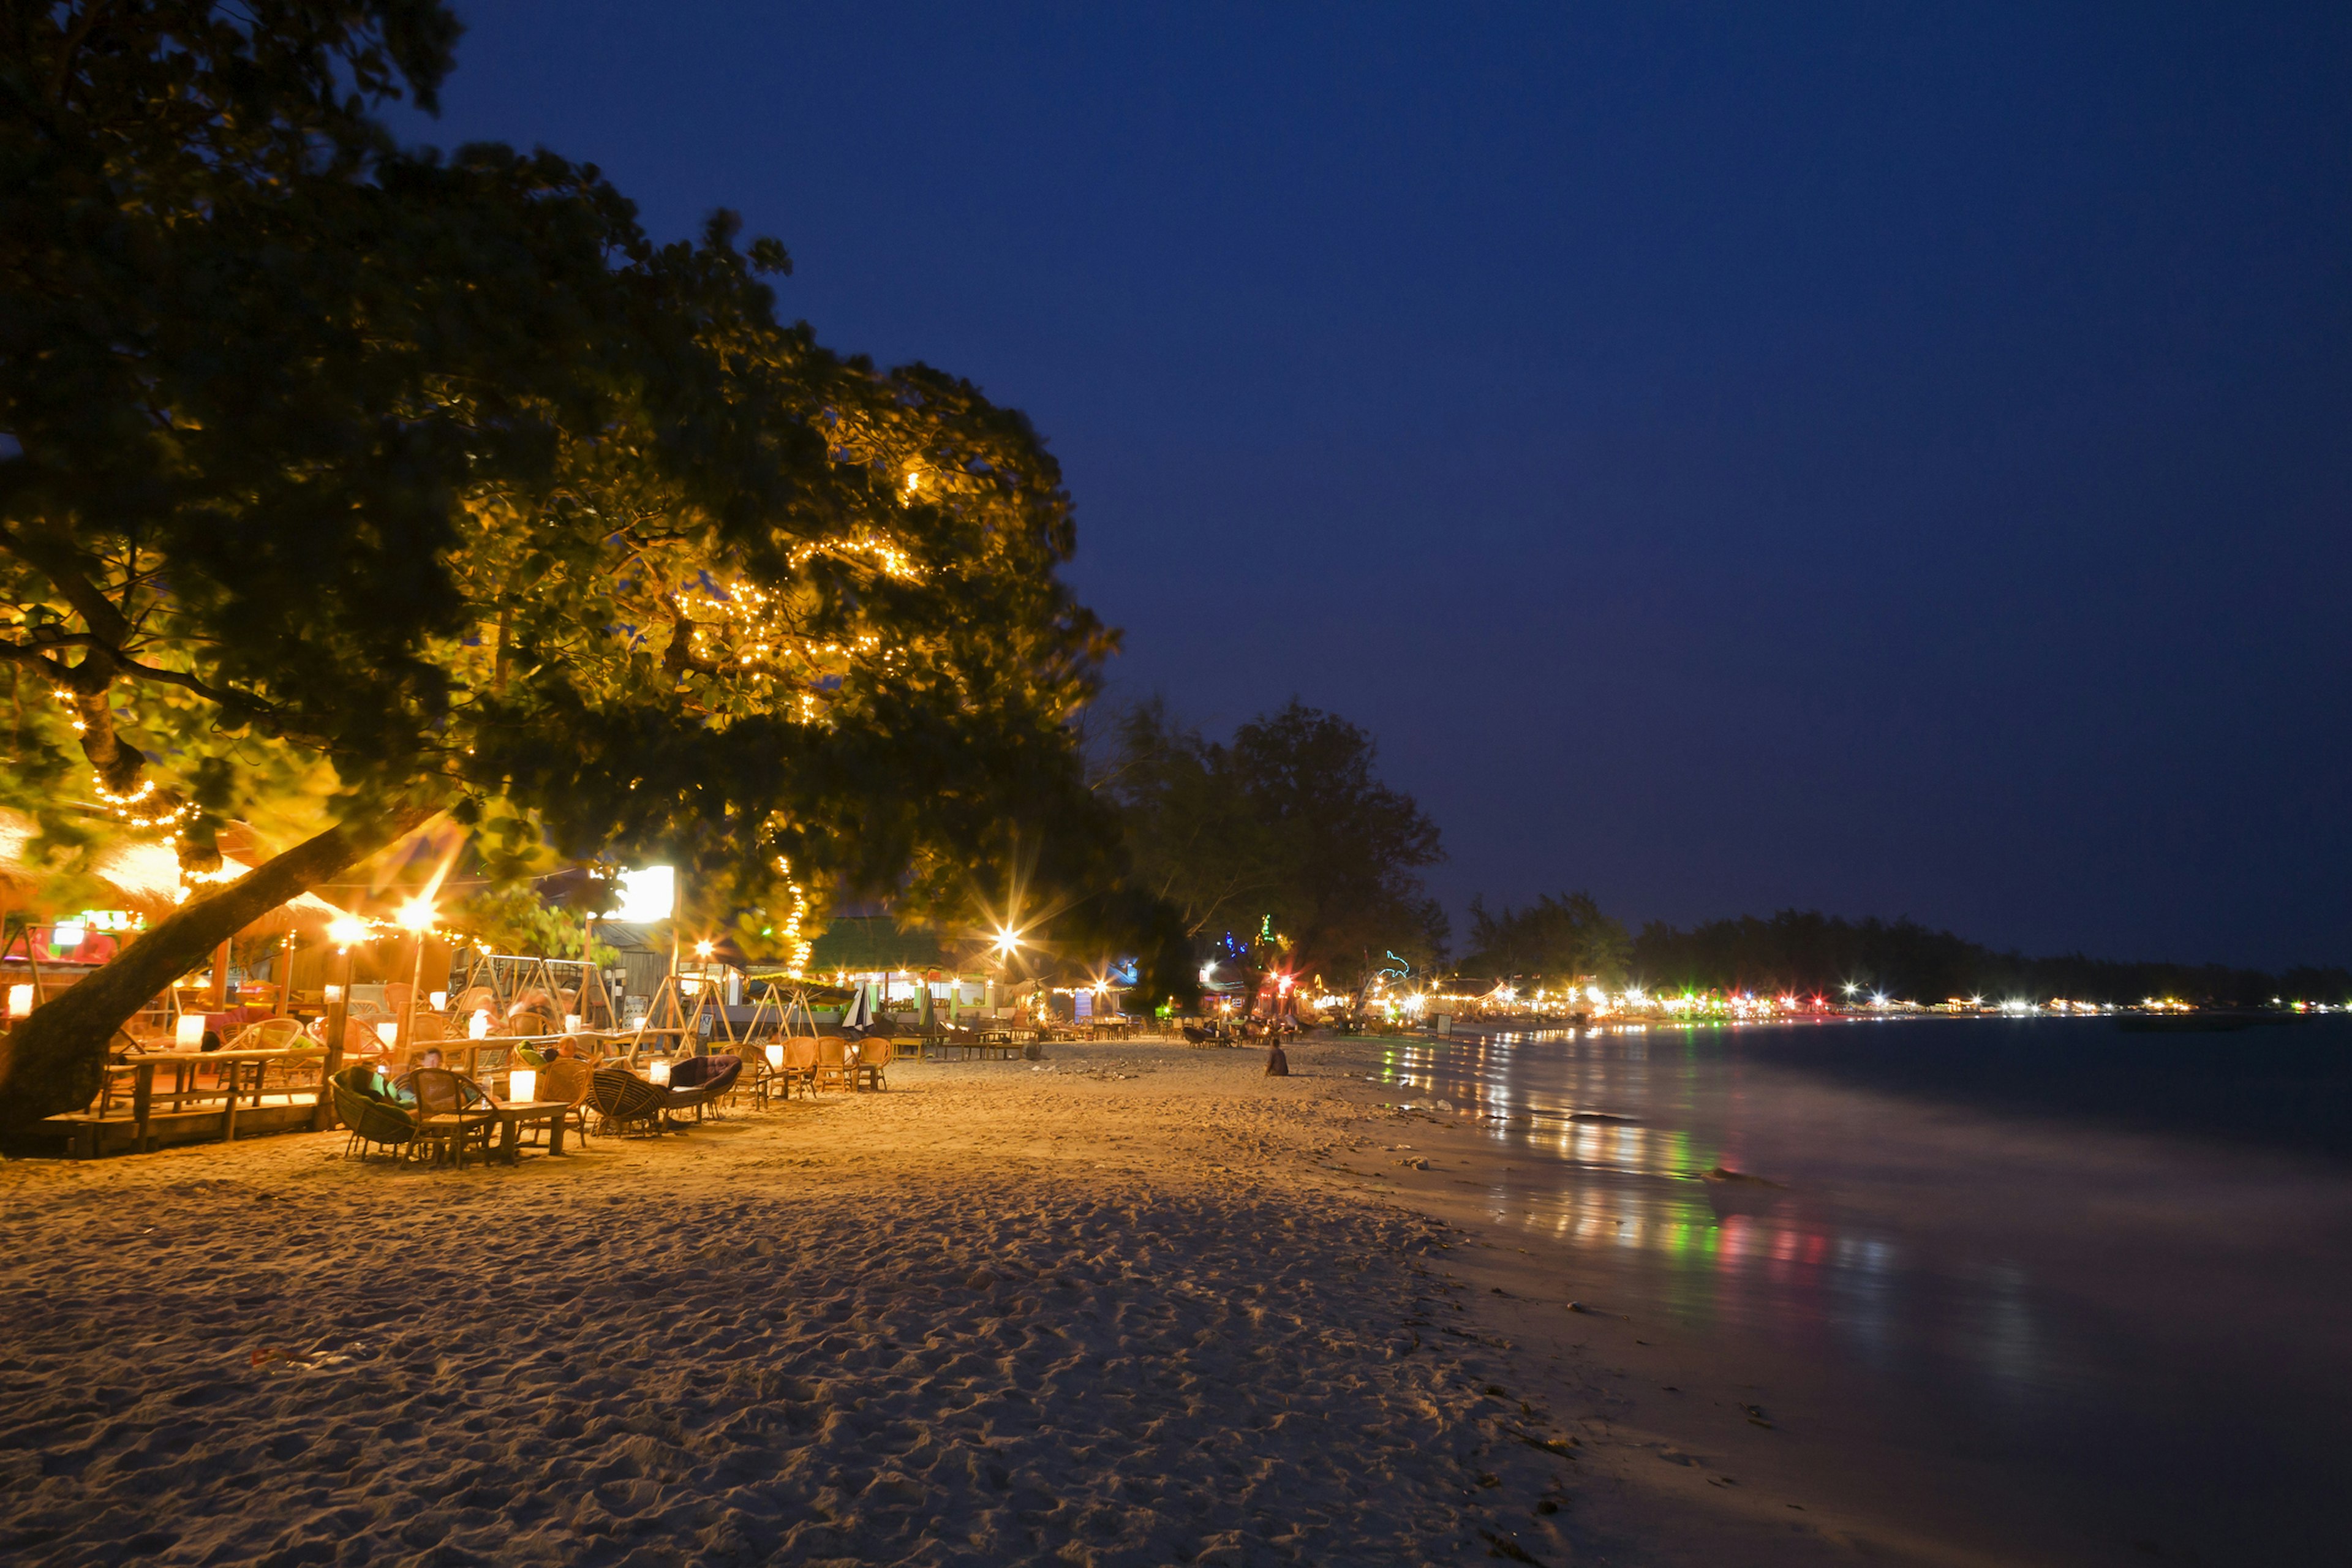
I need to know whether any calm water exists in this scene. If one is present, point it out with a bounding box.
[1366,1016,2352,1566]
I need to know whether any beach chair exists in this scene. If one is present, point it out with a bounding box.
[859,1038,900,1091]
[408,1068,497,1168]
[813,1036,851,1094]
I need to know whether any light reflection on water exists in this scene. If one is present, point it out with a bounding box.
[1368,1021,2347,1427]
[1366,1019,2352,1558]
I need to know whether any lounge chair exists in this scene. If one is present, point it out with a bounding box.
[664,1052,744,1121]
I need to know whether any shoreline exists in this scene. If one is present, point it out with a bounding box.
[0,1036,2099,1565]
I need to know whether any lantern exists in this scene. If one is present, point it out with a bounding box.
[175,1013,206,1048]
[647,1057,672,1085]
[468,1010,491,1040]
[7,984,34,1020]
[764,1042,783,1071]
[508,1067,538,1104]
[374,1020,398,1046]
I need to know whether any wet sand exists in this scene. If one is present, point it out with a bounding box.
[0,1037,2079,1566]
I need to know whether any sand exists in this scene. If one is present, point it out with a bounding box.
[0,1038,1968,1566]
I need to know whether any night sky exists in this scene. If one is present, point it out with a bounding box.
[398,3,2352,969]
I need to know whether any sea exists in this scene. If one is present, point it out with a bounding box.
[1365,1015,2352,1566]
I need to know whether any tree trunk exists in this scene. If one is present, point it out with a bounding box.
[0,807,437,1135]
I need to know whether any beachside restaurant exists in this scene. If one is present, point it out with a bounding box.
[7,880,1162,1161]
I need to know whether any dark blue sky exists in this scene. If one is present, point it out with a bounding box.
[402,2,2352,968]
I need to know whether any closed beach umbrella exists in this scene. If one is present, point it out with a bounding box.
[843,983,873,1031]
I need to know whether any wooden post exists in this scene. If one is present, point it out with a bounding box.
[220,1060,241,1142]
[311,943,353,1130]
[206,939,230,1009]
[395,931,426,1054]
[273,916,295,1019]
[132,1060,156,1153]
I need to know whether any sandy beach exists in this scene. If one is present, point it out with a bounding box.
[0,1037,2003,1567]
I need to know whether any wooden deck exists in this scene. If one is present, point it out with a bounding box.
[41,1045,326,1158]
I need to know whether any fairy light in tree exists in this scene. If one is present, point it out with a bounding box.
[775,856,812,976]
[51,687,203,832]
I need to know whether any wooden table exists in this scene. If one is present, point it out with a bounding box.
[483,1099,568,1161]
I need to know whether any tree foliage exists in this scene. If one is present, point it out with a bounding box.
[1627,909,2352,1006]
[1102,698,1446,988]
[0,1,1123,1124]
[1458,891,1629,987]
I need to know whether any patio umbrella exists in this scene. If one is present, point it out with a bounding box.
[842,982,873,1031]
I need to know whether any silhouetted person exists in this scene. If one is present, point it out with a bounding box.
[1265,1042,1289,1077]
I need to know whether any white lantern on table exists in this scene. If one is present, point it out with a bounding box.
[508,1067,538,1103]
[647,1057,672,1085]
[764,1042,783,1071]
[175,1013,206,1048]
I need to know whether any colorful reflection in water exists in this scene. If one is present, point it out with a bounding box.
[1368,1026,2104,1409]
[1364,1019,2352,1559]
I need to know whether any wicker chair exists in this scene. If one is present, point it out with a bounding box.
[665,1053,744,1121]
[408,1067,496,1167]
[330,1066,418,1161]
[588,1066,671,1136]
[813,1036,852,1093]
[526,1058,595,1150]
[856,1037,897,1091]
[778,1036,821,1099]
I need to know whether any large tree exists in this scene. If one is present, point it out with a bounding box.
[0,2,1118,1128]
[1458,891,1630,989]
[1103,698,1447,993]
